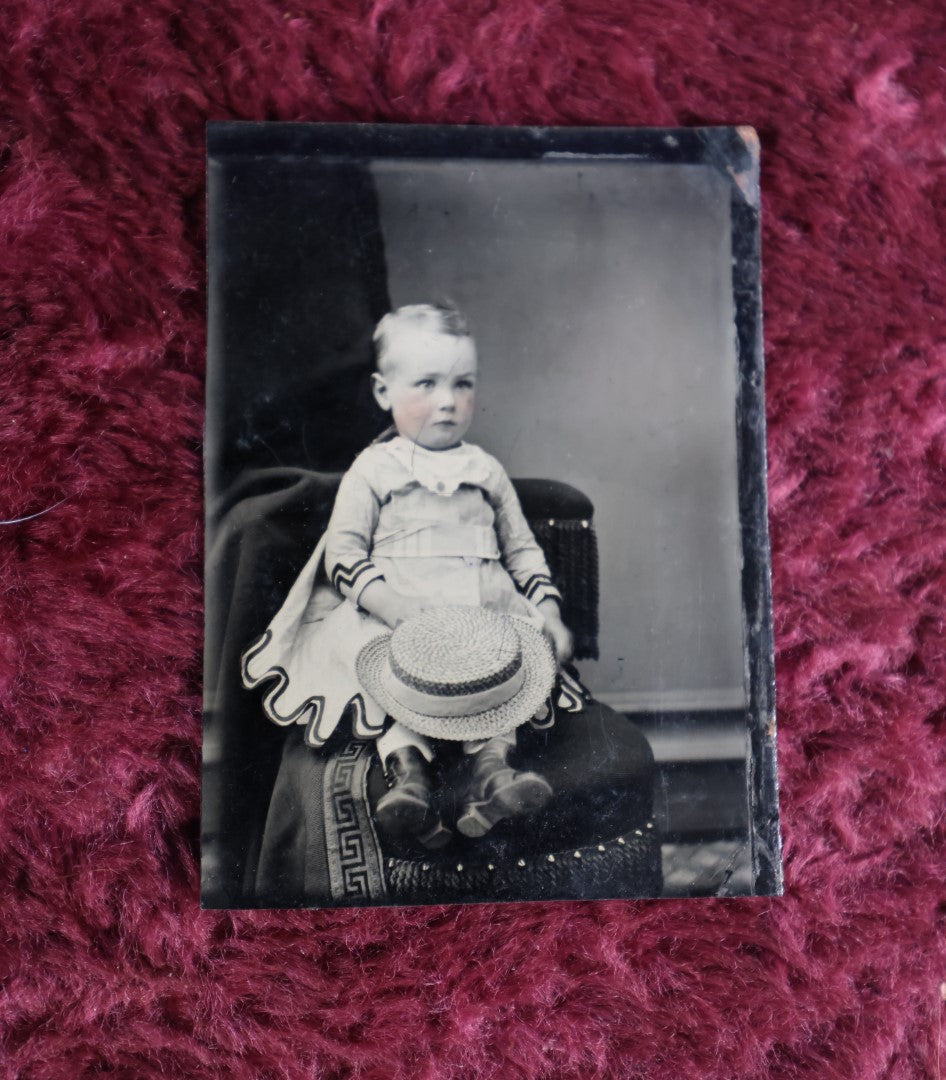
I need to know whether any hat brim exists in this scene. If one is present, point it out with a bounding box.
[355,617,556,741]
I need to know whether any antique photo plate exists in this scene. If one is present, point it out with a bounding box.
[202,122,780,908]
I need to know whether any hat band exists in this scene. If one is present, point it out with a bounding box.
[389,644,522,696]
[381,660,526,718]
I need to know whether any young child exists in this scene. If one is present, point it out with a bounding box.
[242,302,583,846]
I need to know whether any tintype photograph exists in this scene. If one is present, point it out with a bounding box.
[202,123,780,908]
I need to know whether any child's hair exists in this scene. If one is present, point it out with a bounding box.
[373,301,471,374]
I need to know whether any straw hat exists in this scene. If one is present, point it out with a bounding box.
[355,606,556,741]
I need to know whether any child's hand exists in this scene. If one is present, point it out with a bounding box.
[389,595,429,629]
[358,580,428,631]
[538,602,574,664]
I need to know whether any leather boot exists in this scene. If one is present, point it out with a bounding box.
[375,747,451,849]
[456,738,553,838]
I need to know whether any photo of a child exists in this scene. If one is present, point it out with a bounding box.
[242,302,587,847]
[203,123,779,909]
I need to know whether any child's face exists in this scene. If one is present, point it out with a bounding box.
[372,328,477,450]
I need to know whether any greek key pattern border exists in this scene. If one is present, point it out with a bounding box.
[323,741,387,902]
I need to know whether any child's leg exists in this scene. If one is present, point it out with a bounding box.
[456,725,552,838]
[374,722,450,849]
[462,729,516,756]
[377,721,435,765]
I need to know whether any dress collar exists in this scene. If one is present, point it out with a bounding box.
[381,436,490,495]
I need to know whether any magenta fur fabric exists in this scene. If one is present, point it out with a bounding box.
[1,2,945,1077]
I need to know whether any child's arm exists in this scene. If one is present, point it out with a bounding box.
[324,466,386,606]
[535,597,574,664]
[324,463,425,631]
[488,465,574,663]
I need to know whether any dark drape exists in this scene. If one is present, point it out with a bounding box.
[206,154,391,491]
[203,153,391,906]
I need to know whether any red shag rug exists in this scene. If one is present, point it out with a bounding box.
[1,2,944,1077]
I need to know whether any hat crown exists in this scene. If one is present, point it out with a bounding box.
[356,607,557,740]
[389,607,523,695]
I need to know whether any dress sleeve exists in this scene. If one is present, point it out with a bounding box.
[324,462,386,606]
[487,460,563,607]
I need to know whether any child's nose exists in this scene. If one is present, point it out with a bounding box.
[437,387,457,411]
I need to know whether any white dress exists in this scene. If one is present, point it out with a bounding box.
[242,436,582,749]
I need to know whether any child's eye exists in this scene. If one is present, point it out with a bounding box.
[415,379,435,389]
[455,379,474,390]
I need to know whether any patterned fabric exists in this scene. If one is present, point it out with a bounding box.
[322,741,387,903]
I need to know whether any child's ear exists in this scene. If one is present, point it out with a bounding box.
[371,372,391,412]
